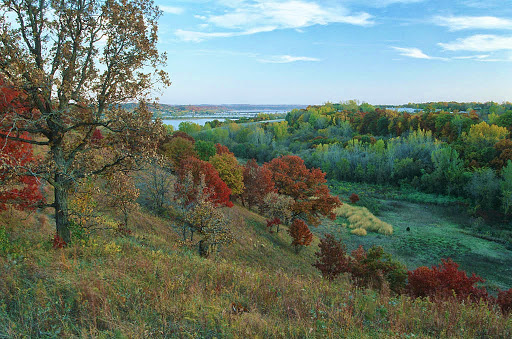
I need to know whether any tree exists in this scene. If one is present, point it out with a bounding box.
[262,192,294,232]
[104,172,139,229]
[0,0,169,243]
[313,234,350,280]
[501,160,512,214]
[177,174,233,256]
[160,136,197,170]
[264,155,341,226]
[0,132,44,210]
[215,143,233,156]
[178,156,233,207]
[241,159,275,210]
[194,140,216,161]
[287,219,313,253]
[209,152,244,195]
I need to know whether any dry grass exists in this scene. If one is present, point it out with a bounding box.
[335,204,394,235]
[1,206,511,338]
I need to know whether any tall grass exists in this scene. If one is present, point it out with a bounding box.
[335,204,394,235]
[1,207,510,338]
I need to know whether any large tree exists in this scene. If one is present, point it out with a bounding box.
[0,0,169,243]
[264,155,341,226]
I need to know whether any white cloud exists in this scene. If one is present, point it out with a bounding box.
[355,0,425,7]
[452,54,490,59]
[392,47,435,59]
[434,16,512,31]
[176,26,277,42]
[258,55,321,63]
[175,0,373,42]
[159,6,185,15]
[439,34,512,51]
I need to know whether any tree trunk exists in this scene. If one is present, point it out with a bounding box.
[54,174,71,244]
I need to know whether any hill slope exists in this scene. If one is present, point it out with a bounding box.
[1,206,511,338]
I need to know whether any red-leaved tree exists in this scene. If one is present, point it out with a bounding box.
[288,219,313,253]
[242,159,275,210]
[313,234,350,280]
[264,155,341,226]
[178,156,233,207]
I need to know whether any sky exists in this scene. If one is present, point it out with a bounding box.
[155,0,512,105]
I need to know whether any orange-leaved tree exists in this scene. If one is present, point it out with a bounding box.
[287,219,313,253]
[178,157,233,207]
[242,159,275,210]
[0,0,169,243]
[264,155,341,226]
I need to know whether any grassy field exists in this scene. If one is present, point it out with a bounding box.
[322,181,512,292]
[2,204,511,337]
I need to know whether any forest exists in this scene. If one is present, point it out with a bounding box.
[1,0,512,337]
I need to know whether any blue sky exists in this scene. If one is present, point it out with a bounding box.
[155,0,512,105]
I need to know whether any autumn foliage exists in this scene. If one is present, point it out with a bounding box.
[209,152,245,195]
[497,288,512,315]
[264,155,341,226]
[287,219,313,253]
[0,83,43,210]
[178,157,233,207]
[349,193,360,204]
[407,259,488,301]
[349,245,407,293]
[313,234,350,280]
[242,159,275,209]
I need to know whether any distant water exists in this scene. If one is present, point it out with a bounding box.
[162,117,286,130]
[386,107,421,113]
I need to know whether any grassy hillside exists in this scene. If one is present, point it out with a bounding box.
[1,206,511,338]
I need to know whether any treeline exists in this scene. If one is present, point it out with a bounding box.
[180,101,512,217]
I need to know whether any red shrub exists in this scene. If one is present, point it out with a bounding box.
[313,234,350,280]
[407,259,488,301]
[349,193,360,204]
[266,217,281,234]
[52,233,67,249]
[497,288,512,315]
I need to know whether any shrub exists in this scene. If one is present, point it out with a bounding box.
[496,288,512,315]
[350,245,407,294]
[349,193,360,204]
[313,234,350,280]
[407,259,488,302]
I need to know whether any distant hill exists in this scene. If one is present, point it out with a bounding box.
[121,103,308,117]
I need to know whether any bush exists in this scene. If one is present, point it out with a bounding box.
[497,288,512,315]
[349,193,360,204]
[313,234,350,280]
[407,259,488,302]
[349,246,407,294]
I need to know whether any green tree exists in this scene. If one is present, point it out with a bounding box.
[194,140,216,161]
